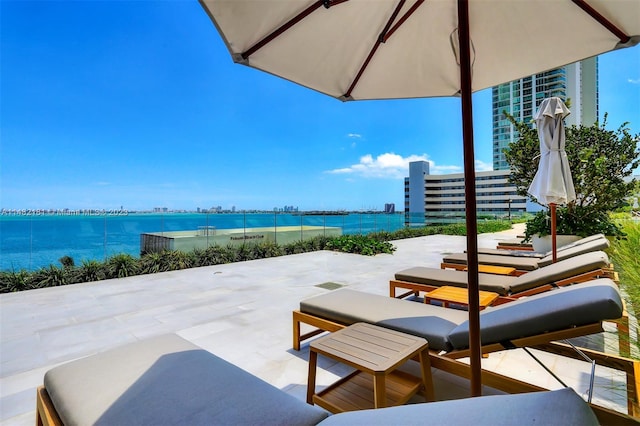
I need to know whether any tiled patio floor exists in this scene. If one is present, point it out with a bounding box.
[0,225,632,424]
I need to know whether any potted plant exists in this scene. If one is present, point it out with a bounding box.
[522,207,617,251]
[523,209,582,252]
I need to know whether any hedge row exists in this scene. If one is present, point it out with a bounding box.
[0,221,513,293]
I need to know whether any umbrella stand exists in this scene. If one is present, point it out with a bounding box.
[550,203,558,263]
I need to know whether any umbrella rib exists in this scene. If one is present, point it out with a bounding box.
[384,0,424,42]
[344,0,408,99]
[241,0,349,60]
[571,0,630,43]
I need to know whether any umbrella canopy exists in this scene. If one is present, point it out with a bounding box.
[201,1,638,101]
[529,97,576,206]
[199,0,640,396]
[528,97,576,263]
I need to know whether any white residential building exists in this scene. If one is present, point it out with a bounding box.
[404,161,527,226]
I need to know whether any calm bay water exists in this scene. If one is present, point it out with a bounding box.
[0,212,405,271]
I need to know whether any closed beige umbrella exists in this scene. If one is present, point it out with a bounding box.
[529,97,577,263]
[199,0,640,395]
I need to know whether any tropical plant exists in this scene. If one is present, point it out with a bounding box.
[234,243,256,261]
[250,241,284,259]
[76,260,105,283]
[199,245,232,266]
[140,252,162,274]
[609,220,640,355]
[523,207,625,241]
[106,253,139,278]
[504,114,639,238]
[0,269,32,292]
[35,265,69,287]
[283,240,309,255]
[158,250,193,271]
[58,255,75,269]
[325,235,396,256]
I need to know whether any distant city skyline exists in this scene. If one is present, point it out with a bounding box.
[2,1,638,211]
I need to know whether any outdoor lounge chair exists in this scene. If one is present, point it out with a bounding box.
[392,251,614,298]
[441,237,610,274]
[477,233,607,258]
[293,279,640,417]
[496,238,533,250]
[35,334,626,426]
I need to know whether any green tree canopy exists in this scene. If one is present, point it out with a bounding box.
[504,114,639,237]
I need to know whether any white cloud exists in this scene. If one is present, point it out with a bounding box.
[326,153,429,179]
[628,78,640,84]
[430,164,462,174]
[347,133,361,148]
[326,153,493,179]
[475,159,493,171]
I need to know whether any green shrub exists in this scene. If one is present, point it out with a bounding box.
[58,255,75,269]
[196,245,231,266]
[75,260,105,282]
[106,253,140,278]
[284,240,310,255]
[523,208,625,242]
[610,221,640,314]
[250,241,284,259]
[35,265,70,287]
[0,220,515,292]
[326,235,396,256]
[161,250,193,271]
[0,269,32,292]
[140,252,163,275]
[609,220,640,356]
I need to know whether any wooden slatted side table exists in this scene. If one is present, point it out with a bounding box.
[307,322,434,413]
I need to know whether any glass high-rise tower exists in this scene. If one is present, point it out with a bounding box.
[492,58,598,170]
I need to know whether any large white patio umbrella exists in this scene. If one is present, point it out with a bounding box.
[198,0,640,396]
[528,97,576,263]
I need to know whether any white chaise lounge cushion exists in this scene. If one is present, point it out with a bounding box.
[443,238,610,270]
[299,279,623,352]
[447,279,623,349]
[44,334,329,426]
[317,388,599,425]
[395,251,610,296]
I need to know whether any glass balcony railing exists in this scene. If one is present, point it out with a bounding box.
[0,211,407,271]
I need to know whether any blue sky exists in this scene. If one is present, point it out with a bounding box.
[2,1,639,212]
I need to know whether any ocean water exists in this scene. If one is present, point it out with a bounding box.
[0,212,405,271]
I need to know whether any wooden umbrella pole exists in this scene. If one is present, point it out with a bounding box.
[550,203,557,263]
[457,0,482,397]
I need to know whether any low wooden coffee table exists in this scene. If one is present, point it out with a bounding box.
[424,285,499,310]
[307,322,434,413]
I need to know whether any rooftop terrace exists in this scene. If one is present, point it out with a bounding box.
[0,225,634,424]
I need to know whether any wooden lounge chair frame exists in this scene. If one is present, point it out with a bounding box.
[496,243,534,251]
[390,267,617,301]
[33,315,639,426]
[389,266,629,356]
[36,386,62,426]
[34,366,639,426]
[440,261,618,278]
[292,309,640,418]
